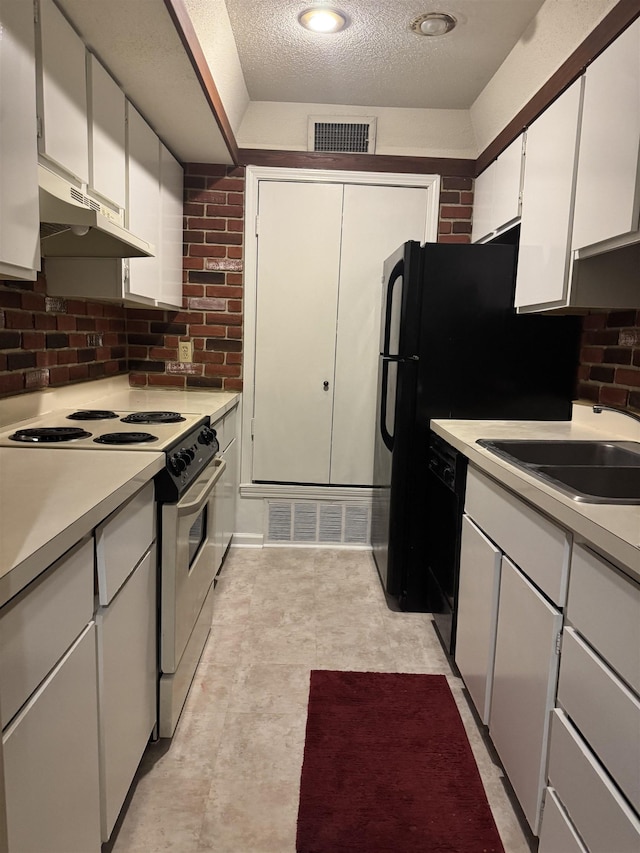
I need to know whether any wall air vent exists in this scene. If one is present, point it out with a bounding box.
[308,116,377,154]
[266,500,371,545]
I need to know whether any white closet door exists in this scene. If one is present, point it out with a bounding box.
[253,180,343,483]
[330,183,429,485]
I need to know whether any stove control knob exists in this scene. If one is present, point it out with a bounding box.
[169,453,187,474]
[198,427,216,445]
[178,449,194,467]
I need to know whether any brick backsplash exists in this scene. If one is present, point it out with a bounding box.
[0,275,127,397]
[577,310,640,412]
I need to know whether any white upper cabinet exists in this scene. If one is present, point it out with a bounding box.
[87,54,126,211]
[572,18,640,254]
[157,143,184,309]
[35,0,89,183]
[472,134,524,243]
[514,79,583,311]
[127,102,161,304]
[0,0,40,280]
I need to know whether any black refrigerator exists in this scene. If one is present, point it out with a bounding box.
[371,240,580,613]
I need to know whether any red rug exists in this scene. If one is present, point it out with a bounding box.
[296,671,505,853]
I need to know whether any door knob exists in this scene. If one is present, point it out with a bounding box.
[323,381,329,391]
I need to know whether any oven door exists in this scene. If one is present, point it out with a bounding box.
[160,457,226,673]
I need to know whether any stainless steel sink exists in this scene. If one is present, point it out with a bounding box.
[534,466,640,503]
[477,440,640,467]
[476,439,640,504]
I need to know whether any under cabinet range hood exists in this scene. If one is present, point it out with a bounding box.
[38,166,154,258]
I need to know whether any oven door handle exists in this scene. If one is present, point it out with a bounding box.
[176,458,226,515]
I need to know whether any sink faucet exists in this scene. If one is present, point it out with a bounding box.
[592,405,640,425]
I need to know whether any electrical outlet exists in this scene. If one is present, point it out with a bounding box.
[178,341,193,362]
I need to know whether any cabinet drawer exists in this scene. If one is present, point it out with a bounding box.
[558,627,640,812]
[538,788,587,853]
[96,480,155,605]
[0,536,94,727]
[548,709,640,852]
[465,467,571,605]
[566,543,640,694]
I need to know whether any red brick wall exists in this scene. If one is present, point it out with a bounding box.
[128,163,244,391]
[438,177,473,243]
[0,276,127,397]
[577,310,640,412]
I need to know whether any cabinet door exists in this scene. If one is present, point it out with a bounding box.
[455,515,502,724]
[331,183,429,485]
[252,180,343,483]
[514,79,582,310]
[36,0,89,183]
[157,143,184,309]
[96,549,156,841]
[490,557,562,834]
[3,624,101,853]
[88,54,126,209]
[572,19,640,251]
[0,0,40,280]
[472,135,524,243]
[471,162,494,243]
[127,102,160,303]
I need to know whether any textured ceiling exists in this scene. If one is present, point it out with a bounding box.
[224,0,547,109]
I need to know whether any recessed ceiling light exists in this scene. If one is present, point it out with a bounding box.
[298,8,347,33]
[411,12,457,37]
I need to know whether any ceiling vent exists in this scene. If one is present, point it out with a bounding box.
[308,116,377,154]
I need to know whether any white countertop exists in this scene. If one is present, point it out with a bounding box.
[0,375,241,429]
[0,448,164,608]
[431,405,640,581]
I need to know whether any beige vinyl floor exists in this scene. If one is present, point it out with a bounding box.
[107,547,535,853]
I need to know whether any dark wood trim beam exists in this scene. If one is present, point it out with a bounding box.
[237,148,476,177]
[476,0,640,175]
[164,0,240,165]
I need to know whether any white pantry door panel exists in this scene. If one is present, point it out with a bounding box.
[253,180,343,483]
[330,184,428,485]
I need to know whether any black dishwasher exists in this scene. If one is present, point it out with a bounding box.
[425,432,468,657]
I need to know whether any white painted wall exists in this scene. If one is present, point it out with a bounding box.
[470,0,619,153]
[237,101,477,158]
[235,0,619,158]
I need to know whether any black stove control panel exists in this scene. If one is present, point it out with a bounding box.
[155,420,219,502]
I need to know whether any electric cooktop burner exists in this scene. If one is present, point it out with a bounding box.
[93,432,158,445]
[67,410,119,420]
[9,427,92,443]
[120,411,186,424]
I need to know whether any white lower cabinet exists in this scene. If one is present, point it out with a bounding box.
[2,624,101,853]
[490,556,562,834]
[458,467,568,836]
[545,709,640,852]
[96,546,157,841]
[539,544,640,851]
[454,514,501,724]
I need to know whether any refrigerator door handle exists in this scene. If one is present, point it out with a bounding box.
[381,258,404,357]
[379,357,394,452]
